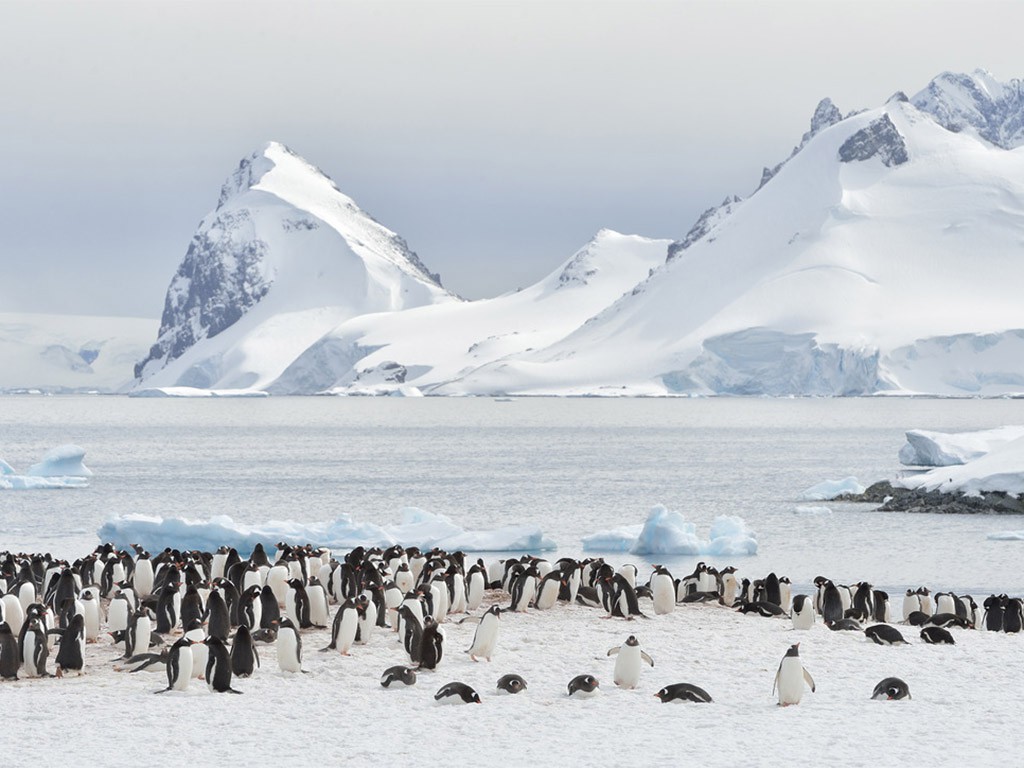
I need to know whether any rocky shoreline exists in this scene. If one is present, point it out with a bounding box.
[842,481,1024,515]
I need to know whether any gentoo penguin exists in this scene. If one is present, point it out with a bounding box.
[55,613,85,676]
[285,579,312,629]
[179,585,204,630]
[872,590,891,623]
[924,613,972,630]
[764,573,782,606]
[917,587,934,615]
[275,617,304,673]
[434,681,481,704]
[124,608,153,659]
[496,673,527,694]
[607,635,653,689]
[380,665,417,688]
[417,617,444,670]
[21,617,49,677]
[820,582,844,625]
[1002,598,1023,633]
[791,594,814,630]
[356,592,378,644]
[133,552,154,597]
[206,590,231,641]
[737,600,787,618]
[828,618,863,631]
[183,619,208,679]
[80,591,100,643]
[906,610,931,627]
[773,643,815,706]
[650,566,675,616]
[107,593,130,635]
[920,626,955,645]
[871,677,912,700]
[259,585,280,630]
[466,605,501,662]
[509,566,538,612]
[935,592,956,616]
[534,572,561,611]
[230,625,260,678]
[306,579,330,628]
[864,624,907,645]
[237,586,263,632]
[567,674,600,697]
[155,637,194,693]
[399,606,424,662]
[465,564,486,612]
[0,622,20,680]
[654,683,713,703]
[204,636,242,693]
[902,589,922,622]
[324,598,362,656]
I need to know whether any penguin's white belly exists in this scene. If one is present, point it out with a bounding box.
[776,659,805,705]
[792,605,814,630]
[652,575,675,615]
[277,631,302,672]
[336,612,358,654]
[613,647,643,689]
[172,647,193,690]
[468,619,499,659]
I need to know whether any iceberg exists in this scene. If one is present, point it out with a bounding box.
[129,387,270,398]
[898,426,1024,467]
[798,476,864,500]
[792,505,833,517]
[97,507,556,556]
[896,435,1024,497]
[987,531,1024,541]
[582,505,757,556]
[27,444,93,477]
[0,475,89,490]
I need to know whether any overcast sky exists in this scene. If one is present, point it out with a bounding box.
[2,0,1022,317]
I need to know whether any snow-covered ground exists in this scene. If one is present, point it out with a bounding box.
[3,557,1020,767]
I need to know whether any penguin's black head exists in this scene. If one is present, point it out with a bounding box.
[625,635,638,646]
[786,643,800,656]
[654,688,668,701]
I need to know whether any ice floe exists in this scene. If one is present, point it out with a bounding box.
[97,507,556,555]
[0,444,91,490]
[793,505,833,516]
[582,505,757,556]
[798,476,864,500]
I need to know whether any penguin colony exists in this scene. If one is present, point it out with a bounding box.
[0,545,1014,706]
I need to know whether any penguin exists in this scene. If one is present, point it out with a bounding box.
[827,618,863,631]
[324,598,362,656]
[773,643,815,706]
[864,624,907,645]
[133,552,154,597]
[872,590,891,623]
[205,636,242,693]
[791,594,814,630]
[902,588,922,621]
[0,622,19,680]
[567,674,600,697]
[465,564,486,612]
[737,600,787,618]
[124,608,153,659]
[906,610,931,627]
[650,566,675,615]
[1002,598,1023,633]
[920,626,955,645]
[183,619,208,679]
[380,665,417,688]
[275,617,304,673]
[534,572,561,611]
[155,637,194,693]
[80,590,100,643]
[917,587,934,615]
[434,681,481,703]
[654,683,713,703]
[205,589,231,641]
[107,592,130,635]
[466,605,501,662]
[607,635,653,689]
[21,616,49,677]
[496,673,527,694]
[764,572,782,606]
[821,582,844,625]
[179,585,205,630]
[925,613,972,630]
[935,592,956,616]
[306,580,330,628]
[872,677,911,700]
[417,617,444,670]
[237,586,263,631]
[259,585,281,630]
[285,579,312,629]
[509,566,538,612]
[227,625,259,678]
[55,613,85,676]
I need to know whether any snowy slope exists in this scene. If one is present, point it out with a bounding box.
[270,230,670,394]
[135,142,455,391]
[454,70,1024,396]
[0,312,155,393]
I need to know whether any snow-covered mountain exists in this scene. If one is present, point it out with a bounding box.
[134,142,455,390]
[452,69,1024,396]
[270,229,671,394]
[0,313,155,393]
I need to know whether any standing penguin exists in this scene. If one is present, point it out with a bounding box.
[205,636,242,693]
[466,605,501,662]
[984,594,1006,632]
[0,622,19,680]
[650,566,675,616]
[791,594,815,630]
[20,617,49,678]
[607,635,653,689]
[324,598,362,656]
[230,625,260,678]
[773,643,815,706]
[55,613,85,677]
[80,591,101,643]
[155,637,194,693]
[275,617,304,673]
[417,617,444,670]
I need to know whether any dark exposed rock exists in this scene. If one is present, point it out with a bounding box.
[841,480,1024,514]
[838,114,909,167]
[912,71,1024,149]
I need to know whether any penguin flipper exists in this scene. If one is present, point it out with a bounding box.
[772,662,782,696]
[253,645,260,668]
[641,651,654,667]
[803,669,816,692]
[606,646,620,657]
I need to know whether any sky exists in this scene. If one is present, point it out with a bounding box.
[2,0,1023,318]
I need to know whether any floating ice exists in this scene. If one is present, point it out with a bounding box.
[798,476,864,500]
[898,426,1024,467]
[793,505,833,516]
[129,386,270,398]
[0,475,90,490]
[987,531,1024,541]
[582,505,757,556]
[97,507,556,555]
[897,435,1024,496]
[27,444,93,477]
[0,458,14,475]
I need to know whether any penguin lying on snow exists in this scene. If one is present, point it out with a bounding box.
[380,665,417,688]
[871,677,911,700]
[864,624,907,646]
[496,673,527,694]
[920,626,956,645]
[567,674,600,697]
[434,681,481,704]
[654,683,713,703]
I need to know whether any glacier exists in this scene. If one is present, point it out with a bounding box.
[97,507,556,555]
[898,426,1024,466]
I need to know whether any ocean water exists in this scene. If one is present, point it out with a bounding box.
[2,396,1023,594]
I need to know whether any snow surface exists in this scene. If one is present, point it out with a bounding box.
[896,435,1024,496]
[0,312,155,393]
[97,507,556,554]
[3,553,1022,767]
[582,505,757,556]
[798,476,865,500]
[0,444,91,489]
[898,425,1024,466]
